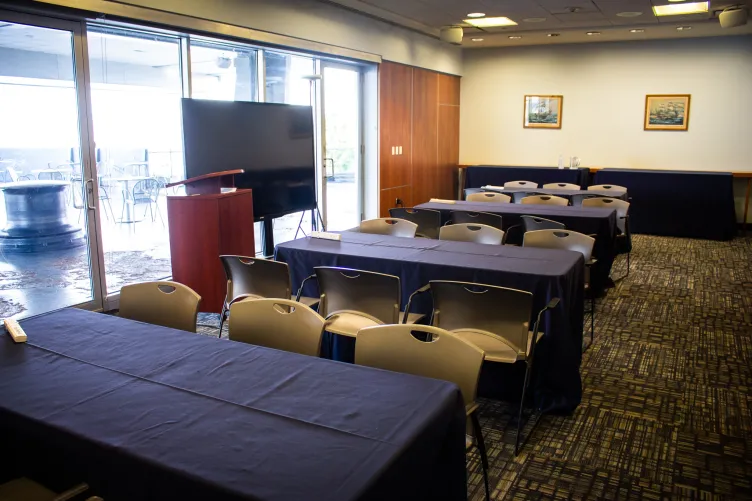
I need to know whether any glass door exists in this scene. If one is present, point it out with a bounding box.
[320,62,362,231]
[0,11,104,319]
[85,26,185,299]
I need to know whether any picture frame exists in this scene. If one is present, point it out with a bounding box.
[644,94,691,131]
[523,95,563,129]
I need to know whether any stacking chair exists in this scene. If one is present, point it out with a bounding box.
[219,256,320,334]
[439,223,504,245]
[355,324,490,500]
[543,182,580,190]
[5,166,19,182]
[520,215,566,233]
[588,184,627,194]
[403,280,559,455]
[389,207,441,239]
[571,193,607,206]
[463,188,484,200]
[37,170,64,181]
[466,192,512,204]
[229,298,325,357]
[582,197,631,277]
[312,267,423,343]
[125,178,163,225]
[504,180,538,189]
[119,280,201,332]
[523,230,596,347]
[0,478,93,501]
[359,218,418,238]
[520,194,569,206]
[450,210,503,231]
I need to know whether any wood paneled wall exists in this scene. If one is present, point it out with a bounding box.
[379,62,461,217]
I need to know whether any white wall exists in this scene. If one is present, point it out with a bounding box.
[114,0,463,75]
[460,36,752,172]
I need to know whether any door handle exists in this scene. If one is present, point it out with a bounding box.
[324,158,334,179]
[86,179,96,210]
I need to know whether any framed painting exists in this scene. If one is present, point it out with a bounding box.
[644,94,691,131]
[523,95,563,129]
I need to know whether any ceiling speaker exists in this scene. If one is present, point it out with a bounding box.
[440,26,464,45]
[719,7,748,28]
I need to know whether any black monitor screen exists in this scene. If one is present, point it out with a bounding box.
[181,98,316,220]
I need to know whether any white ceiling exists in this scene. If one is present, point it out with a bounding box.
[324,0,752,46]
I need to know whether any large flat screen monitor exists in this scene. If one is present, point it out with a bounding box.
[181,98,316,220]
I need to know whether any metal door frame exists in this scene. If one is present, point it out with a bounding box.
[0,9,107,314]
[318,59,365,229]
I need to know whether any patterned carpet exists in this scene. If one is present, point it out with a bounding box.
[198,234,752,500]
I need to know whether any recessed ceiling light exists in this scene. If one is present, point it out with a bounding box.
[547,33,560,37]
[467,12,486,18]
[523,17,547,22]
[676,25,692,30]
[508,35,523,39]
[464,16,518,27]
[630,28,645,33]
[471,38,485,42]
[652,1,708,16]
[586,31,601,35]
[616,11,643,17]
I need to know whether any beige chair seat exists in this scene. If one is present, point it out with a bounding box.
[452,326,542,363]
[326,312,383,337]
[298,295,321,308]
[0,478,56,501]
[232,294,319,309]
[0,478,91,501]
[326,311,424,337]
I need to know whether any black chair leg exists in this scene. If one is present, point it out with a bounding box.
[218,305,228,338]
[626,252,631,277]
[155,202,165,227]
[105,198,115,221]
[591,296,595,346]
[515,361,533,456]
[470,412,491,501]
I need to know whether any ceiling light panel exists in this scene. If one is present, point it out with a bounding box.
[652,2,709,16]
[464,16,518,27]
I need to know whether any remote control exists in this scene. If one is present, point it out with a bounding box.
[3,318,27,343]
[311,231,341,241]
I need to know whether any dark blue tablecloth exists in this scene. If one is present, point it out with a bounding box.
[594,168,736,240]
[275,232,585,414]
[0,309,466,501]
[472,186,629,204]
[417,201,617,294]
[465,166,591,189]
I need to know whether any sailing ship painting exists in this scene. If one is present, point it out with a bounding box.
[644,94,691,131]
[524,95,563,129]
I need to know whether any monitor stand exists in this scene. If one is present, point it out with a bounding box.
[261,207,324,258]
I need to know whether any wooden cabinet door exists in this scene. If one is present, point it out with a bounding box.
[411,68,439,205]
[379,62,412,190]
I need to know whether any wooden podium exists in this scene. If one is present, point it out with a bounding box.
[166,171,254,313]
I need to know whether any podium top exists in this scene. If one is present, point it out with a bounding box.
[166,170,243,189]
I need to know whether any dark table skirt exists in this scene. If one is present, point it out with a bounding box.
[276,232,585,414]
[594,168,736,240]
[465,166,591,190]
